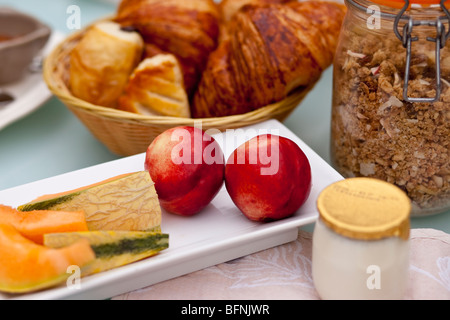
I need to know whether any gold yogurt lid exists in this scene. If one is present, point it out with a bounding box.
[317,178,411,241]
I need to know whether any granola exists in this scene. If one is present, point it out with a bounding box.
[331,29,450,216]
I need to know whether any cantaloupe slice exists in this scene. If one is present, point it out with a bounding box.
[18,171,161,232]
[44,231,169,276]
[0,224,95,293]
[0,205,88,245]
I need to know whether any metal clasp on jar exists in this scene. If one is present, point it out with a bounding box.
[394,0,450,103]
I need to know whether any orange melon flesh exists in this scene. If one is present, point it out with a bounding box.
[0,205,89,245]
[0,223,95,294]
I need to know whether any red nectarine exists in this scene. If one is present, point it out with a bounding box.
[145,126,225,216]
[225,134,312,222]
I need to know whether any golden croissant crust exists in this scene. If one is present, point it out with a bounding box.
[219,0,295,24]
[191,1,346,118]
[115,0,220,97]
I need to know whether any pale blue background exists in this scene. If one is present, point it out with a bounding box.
[0,0,448,233]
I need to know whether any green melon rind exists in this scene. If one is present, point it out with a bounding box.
[18,192,82,212]
[0,273,70,294]
[17,171,162,232]
[91,233,168,258]
[43,231,169,276]
[17,173,130,212]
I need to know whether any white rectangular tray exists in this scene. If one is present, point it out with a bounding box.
[0,120,342,300]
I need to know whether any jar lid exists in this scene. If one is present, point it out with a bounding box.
[317,178,411,241]
[370,0,445,9]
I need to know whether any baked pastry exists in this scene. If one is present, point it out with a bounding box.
[68,21,143,108]
[115,0,220,97]
[219,0,294,25]
[192,1,346,118]
[118,54,190,118]
[140,43,199,103]
[218,0,296,43]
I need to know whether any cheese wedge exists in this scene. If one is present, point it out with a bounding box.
[18,172,161,232]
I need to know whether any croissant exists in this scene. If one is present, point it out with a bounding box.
[219,0,295,25]
[118,54,191,118]
[218,0,296,43]
[192,1,346,118]
[115,0,220,97]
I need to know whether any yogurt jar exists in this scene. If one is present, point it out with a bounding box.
[312,177,411,300]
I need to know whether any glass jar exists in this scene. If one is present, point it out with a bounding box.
[312,177,411,300]
[331,0,450,216]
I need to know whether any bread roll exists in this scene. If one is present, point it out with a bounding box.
[118,54,190,118]
[69,21,144,108]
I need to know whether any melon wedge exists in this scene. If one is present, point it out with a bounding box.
[44,231,169,276]
[0,205,88,245]
[18,172,162,232]
[0,224,95,293]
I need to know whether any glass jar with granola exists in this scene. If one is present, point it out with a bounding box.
[331,0,450,216]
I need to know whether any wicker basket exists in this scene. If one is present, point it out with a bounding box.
[43,24,316,157]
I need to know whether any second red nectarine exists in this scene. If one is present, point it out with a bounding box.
[225,134,312,222]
